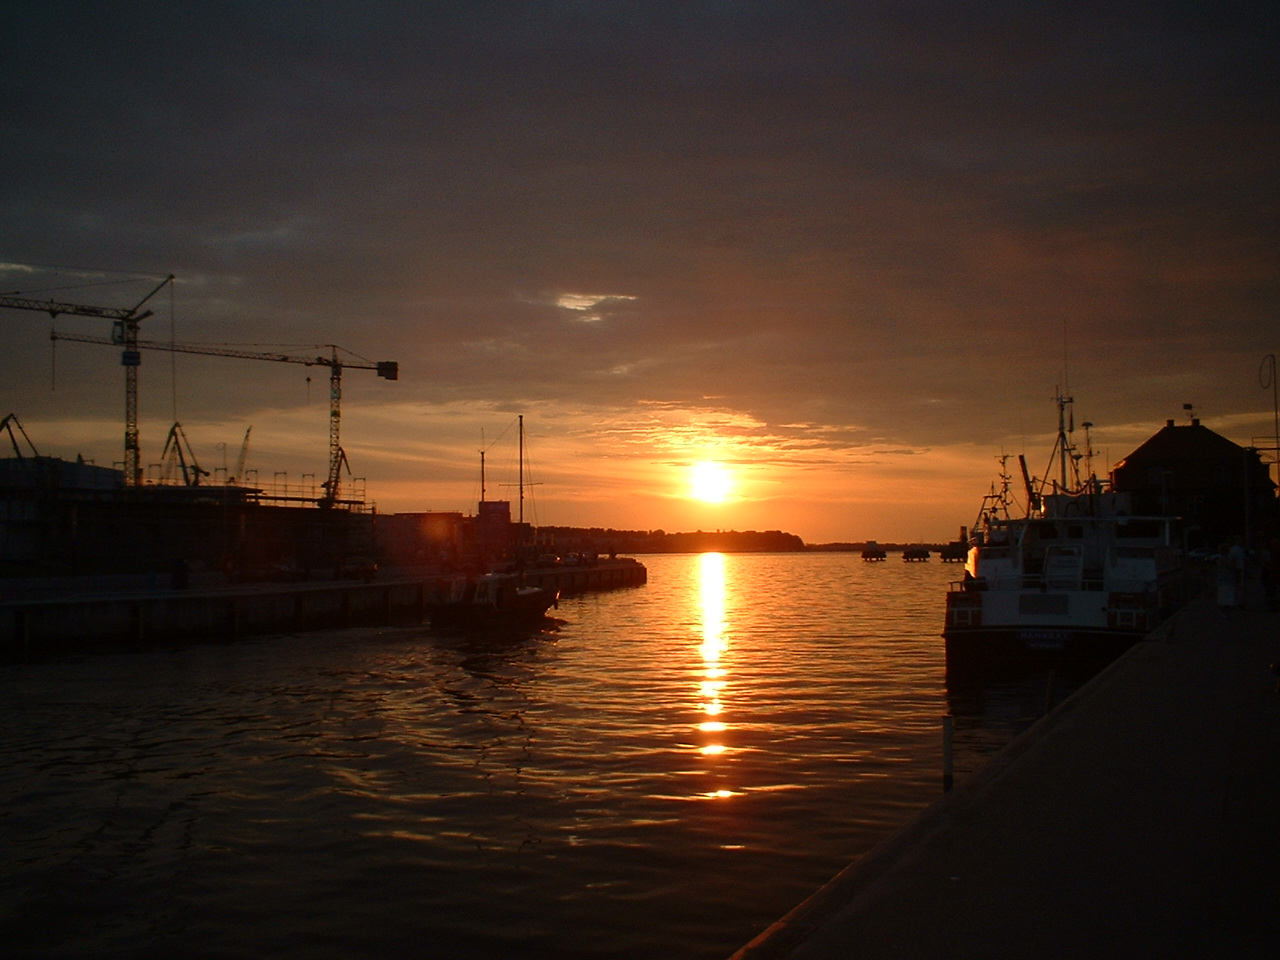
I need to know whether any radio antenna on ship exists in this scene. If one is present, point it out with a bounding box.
[1042,390,1080,495]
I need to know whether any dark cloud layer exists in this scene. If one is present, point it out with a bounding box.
[3,1,1277,535]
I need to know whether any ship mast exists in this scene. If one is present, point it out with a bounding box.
[1056,392,1072,492]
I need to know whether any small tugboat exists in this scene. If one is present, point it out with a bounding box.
[428,572,559,629]
[943,395,1190,669]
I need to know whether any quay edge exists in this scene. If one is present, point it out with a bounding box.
[728,592,1280,960]
[0,557,646,659]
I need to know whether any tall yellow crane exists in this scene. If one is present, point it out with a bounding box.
[0,275,173,485]
[48,329,398,505]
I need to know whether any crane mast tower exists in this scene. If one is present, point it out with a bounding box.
[1,274,173,485]
[2,276,397,505]
[48,332,398,506]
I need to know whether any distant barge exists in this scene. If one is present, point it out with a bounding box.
[0,558,647,659]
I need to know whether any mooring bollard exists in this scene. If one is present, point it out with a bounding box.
[943,715,954,792]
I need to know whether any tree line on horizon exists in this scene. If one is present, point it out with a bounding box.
[539,527,960,555]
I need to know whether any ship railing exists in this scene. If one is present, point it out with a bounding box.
[1018,574,1107,591]
[948,573,1106,592]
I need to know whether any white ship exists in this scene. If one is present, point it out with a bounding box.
[944,396,1191,667]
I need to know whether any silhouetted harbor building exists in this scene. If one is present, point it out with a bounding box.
[2,455,556,585]
[378,501,533,570]
[1110,418,1277,548]
[0,455,374,581]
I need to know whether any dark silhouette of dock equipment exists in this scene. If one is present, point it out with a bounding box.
[1,275,397,506]
[49,333,397,506]
[2,275,173,486]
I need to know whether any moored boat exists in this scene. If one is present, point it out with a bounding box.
[428,572,559,629]
[939,528,968,562]
[944,396,1192,669]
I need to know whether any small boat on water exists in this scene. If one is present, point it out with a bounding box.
[428,572,559,629]
[427,415,560,630]
[943,395,1192,668]
[939,529,968,562]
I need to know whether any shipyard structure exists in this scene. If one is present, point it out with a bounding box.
[3,413,1276,584]
[0,449,540,583]
[0,276,651,662]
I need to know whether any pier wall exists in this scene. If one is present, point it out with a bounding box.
[2,580,429,658]
[519,557,647,596]
[1,558,647,659]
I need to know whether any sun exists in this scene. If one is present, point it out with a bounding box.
[690,461,733,503]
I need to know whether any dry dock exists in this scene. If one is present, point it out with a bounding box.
[732,590,1280,960]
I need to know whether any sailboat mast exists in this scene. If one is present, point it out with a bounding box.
[518,414,524,526]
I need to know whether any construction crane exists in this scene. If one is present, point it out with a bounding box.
[231,426,252,485]
[49,330,397,505]
[0,276,173,486]
[2,412,41,460]
[159,421,209,487]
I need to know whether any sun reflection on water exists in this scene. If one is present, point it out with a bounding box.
[697,553,735,793]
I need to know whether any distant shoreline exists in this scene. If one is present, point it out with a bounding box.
[537,526,960,555]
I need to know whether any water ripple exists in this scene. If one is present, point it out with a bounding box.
[0,553,978,959]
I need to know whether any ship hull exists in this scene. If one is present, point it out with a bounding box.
[943,624,1145,677]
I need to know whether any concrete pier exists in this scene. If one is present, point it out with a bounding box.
[731,592,1280,960]
[519,556,647,596]
[0,557,647,658]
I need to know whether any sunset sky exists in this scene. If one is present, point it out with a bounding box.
[3,1,1277,543]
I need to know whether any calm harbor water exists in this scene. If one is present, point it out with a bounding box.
[0,553,1069,959]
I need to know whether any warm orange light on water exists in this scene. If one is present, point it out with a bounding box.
[699,552,726,664]
[696,552,732,787]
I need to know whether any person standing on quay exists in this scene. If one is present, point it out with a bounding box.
[1216,545,1237,618]
[1227,537,1248,610]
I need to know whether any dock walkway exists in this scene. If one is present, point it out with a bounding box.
[1,558,646,657]
[732,591,1280,959]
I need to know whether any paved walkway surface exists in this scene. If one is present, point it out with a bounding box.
[731,590,1280,960]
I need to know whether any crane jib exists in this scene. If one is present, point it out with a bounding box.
[16,306,398,500]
